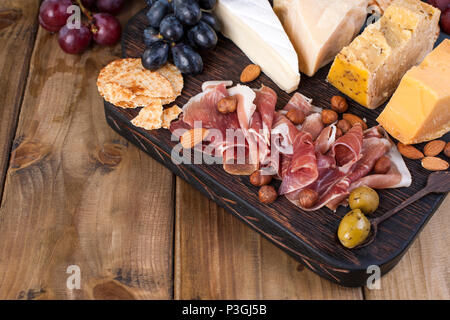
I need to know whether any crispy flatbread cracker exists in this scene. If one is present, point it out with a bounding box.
[162,105,182,129]
[157,63,184,97]
[97,58,175,108]
[131,99,163,130]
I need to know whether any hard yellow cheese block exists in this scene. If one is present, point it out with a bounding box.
[377,39,450,145]
[327,0,440,109]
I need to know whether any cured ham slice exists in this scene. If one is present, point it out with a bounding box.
[283,92,314,115]
[254,86,277,145]
[315,125,337,154]
[278,132,318,195]
[300,113,324,141]
[271,112,299,155]
[328,123,363,171]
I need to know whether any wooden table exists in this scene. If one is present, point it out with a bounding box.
[0,0,448,300]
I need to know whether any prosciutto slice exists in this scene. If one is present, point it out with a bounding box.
[328,123,363,172]
[282,92,317,115]
[278,132,318,195]
[254,86,277,145]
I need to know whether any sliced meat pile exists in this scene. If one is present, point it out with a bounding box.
[171,81,412,212]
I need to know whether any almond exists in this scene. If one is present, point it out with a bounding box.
[423,140,445,157]
[240,64,261,83]
[445,142,450,158]
[421,157,449,171]
[373,156,391,174]
[343,113,367,130]
[180,128,209,149]
[397,142,424,160]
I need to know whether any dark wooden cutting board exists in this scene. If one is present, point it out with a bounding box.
[104,8,449,287]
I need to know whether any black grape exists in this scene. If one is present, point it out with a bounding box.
[173,0,202,26]
[199,0,216,10]
[160,14,184,42]
[143,26,163,46]
[187,21,217,50]
[146,0,170,28]
[200,12,220,32]
[171,43,203,74]
[142,42,169,70]
[145,0,156,7]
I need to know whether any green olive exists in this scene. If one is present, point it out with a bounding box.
[338,209,371,249]
[349,186,379,214]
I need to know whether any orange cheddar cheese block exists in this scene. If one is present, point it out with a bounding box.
[377,39,450,145]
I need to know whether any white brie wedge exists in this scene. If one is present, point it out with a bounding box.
[215,0,300,93]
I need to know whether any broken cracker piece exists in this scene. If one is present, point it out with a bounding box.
[131,99,163,130]
[162,105,182,129]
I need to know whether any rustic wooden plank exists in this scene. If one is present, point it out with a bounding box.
[0,1,39,197]
[364,195,450,299]
[0,2,175,300]
[174,178,363,299]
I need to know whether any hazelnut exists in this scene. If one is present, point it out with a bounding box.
[331,96,348,113]
[321,109,338,125]
[337,119,351,134]
[445,142,450,158]
[286,109,306,125]
[258,185,277,204]
[335,127,343,138]
[217,96,237,114]
[298,189,319,208]
[250,170,273,187]
[374,156,391,174]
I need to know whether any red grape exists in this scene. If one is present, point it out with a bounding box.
[92,13,122,46]
[58,24,92,54]
[39,14,62,32]
[428,0,450,12]
[441,8,450,34]
[39,0,73,31]
[96,0,125,15]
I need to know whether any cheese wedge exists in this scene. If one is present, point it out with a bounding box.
[273,0,368,77]
[327,0,440,109]
[215,0,300,93]
[377,40,450,145]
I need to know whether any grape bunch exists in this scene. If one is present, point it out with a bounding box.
[39,0,124,55]
[142,0,220,75]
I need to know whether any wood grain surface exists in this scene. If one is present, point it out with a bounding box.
[0,1,39,198]
[0,1,174,300]
[0,0,448,299]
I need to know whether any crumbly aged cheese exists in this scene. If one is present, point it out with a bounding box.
[377,40,450,145]
[215,0,300,93]
[327,0,440,109]
[273,0,368,77]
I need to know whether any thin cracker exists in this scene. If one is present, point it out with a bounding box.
[97,58,175,108]
[162,105,182,129]
[157,63,184,97]
[131,99,163,130]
